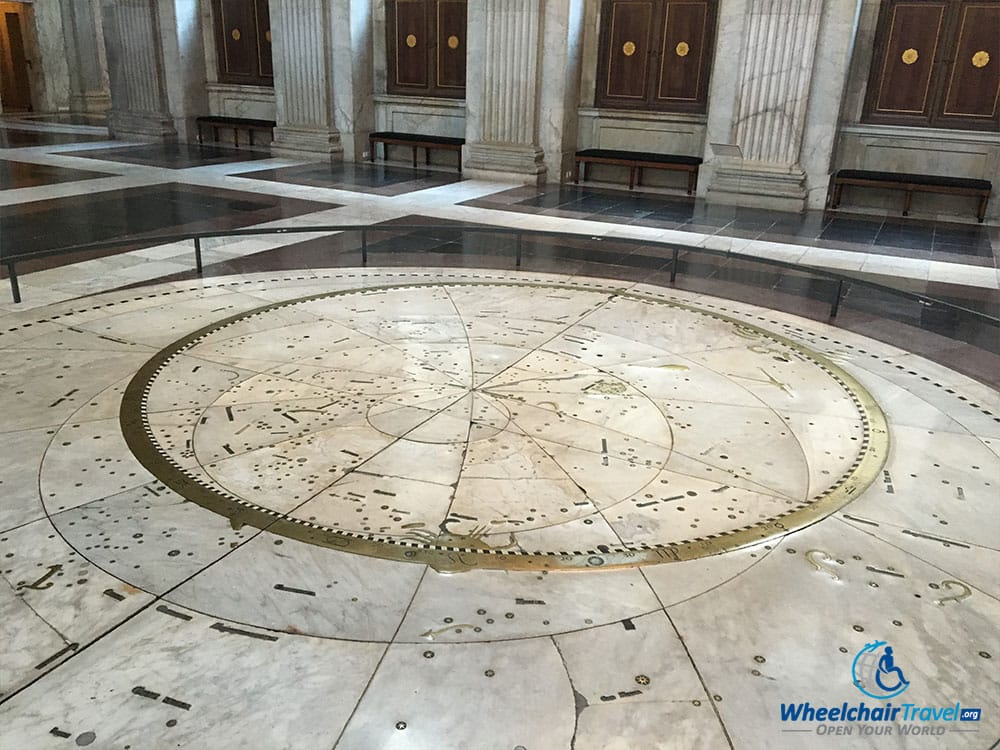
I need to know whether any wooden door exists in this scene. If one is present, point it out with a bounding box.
[0,2,33,112]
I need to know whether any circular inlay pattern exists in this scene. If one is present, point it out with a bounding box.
[120,279,888,571]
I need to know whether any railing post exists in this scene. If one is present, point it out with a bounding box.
[830,279,844,318]
[515,233,522,268]
[6,262,21,304]
[194,237,203,275]
[669,247,679,282]
[361,228,368,266]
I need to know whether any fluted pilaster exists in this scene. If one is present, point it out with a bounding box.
[270,0,341,156]
[734,0,822,165]
[704,0,860,212]
[480,0,540,143]
[100,0,207,141]
[62,0,111,113]
[464,0,547,181]
[101,0,172,137]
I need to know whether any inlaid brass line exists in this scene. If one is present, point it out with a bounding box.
[120,281,889,573]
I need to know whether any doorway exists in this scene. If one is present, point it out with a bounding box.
[0,1,33,112]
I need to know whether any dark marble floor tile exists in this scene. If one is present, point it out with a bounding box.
[3,113,107,126]
[870,245,935,261]
[517,190,580,209]
[676,220,732,235]
[644,203,697,222]
[593,203,656,219]
[365,234,455,256]
[932,234,994,254]
[0,160,113,189]
[0,183,332,270]
[873,232,935,251]
[930,250,996,267]
[628,216,686,230]
[766,211,830,238]
[73,143,271,169]
[559,194,629,212]
[880,216,938,232]
[0,128,111,147]
[819,217,883,243]
[239,161,461,195]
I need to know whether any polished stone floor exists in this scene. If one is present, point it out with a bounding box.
[0,123,998,750]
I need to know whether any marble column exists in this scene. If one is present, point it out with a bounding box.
[100,0,208,141]
[464,0,548,183]
[61,0,111,113]
[330,0,375,162]
[269,0,339,157]
[703,0,861,211]
[538,0,585,184]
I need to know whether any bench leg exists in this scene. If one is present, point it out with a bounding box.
[197,124,203,145]
[687,169,697,196]
[426,148,431,167]
[978,193,988,223]
[369,140,375,162]
[412,146,418,168]
[902,189,912,217]
[249,130,255,147]
[628,166,637,190]
[832,181,843,209]
[572,159,580,184]
[635,167,642,189]
[233,127,240,148]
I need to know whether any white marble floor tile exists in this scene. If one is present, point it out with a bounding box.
[0,265,995,749]
[0,602,386,749]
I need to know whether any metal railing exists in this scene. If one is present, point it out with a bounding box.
[3,223,997,342]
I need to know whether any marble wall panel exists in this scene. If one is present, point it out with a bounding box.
[206,83,277,121]
[33,0,71,112]
[832,0,1000,221]
[834,125,1000,220]
[329,0,375,161]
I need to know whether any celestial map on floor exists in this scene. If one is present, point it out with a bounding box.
[119,279,888,570]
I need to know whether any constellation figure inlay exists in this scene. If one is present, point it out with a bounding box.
[119,279,888,570]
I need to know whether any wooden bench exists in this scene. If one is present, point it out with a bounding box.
[368,131,465,172]
[196,116,276,148]
[574,149,703,193]
[830,169,992,223]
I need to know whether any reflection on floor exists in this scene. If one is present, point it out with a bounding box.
[0,159,112,190]
[0,123,998,749]
[1,184,334,270]
[240,160,464,195]
[466,186,999,267]
[0,128,111,147]
[1,269,997,749]
[72,143,275,169]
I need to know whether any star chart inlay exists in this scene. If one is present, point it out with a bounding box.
[120,278,888,570]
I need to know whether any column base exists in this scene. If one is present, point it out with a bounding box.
[108,111,177,141]
[707,162,808,213]
[463,143,547,185]
[70,92,111,114]
[271,126,343,158]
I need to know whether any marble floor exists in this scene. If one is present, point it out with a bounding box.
[0,122,998,749]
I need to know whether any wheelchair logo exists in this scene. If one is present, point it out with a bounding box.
[852,641,910,700]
